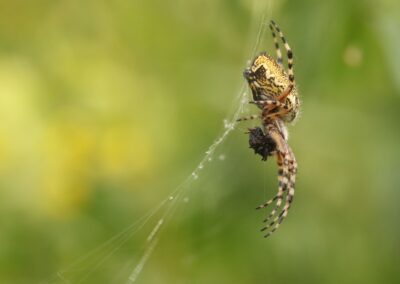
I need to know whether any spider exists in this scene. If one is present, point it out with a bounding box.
[237,20,300,238]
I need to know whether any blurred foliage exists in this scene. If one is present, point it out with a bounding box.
[0,0,399,283]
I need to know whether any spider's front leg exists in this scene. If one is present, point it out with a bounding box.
[277,84,293,102]
[250,84,293,112]
[262,106,291,122]
[260,98,294,122]
[251,85,293,106]
[236,114,260,122]
[250,99,283,112]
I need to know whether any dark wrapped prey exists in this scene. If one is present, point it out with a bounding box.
[248,127,277,161]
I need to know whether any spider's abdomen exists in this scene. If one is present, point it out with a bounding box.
[250,53,290,97]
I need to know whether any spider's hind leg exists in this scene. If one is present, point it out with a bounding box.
[257,151,288,217]
[255,122,297,238]
[270,20,295,85]
[269,21,283,67]
[262,148,297,238]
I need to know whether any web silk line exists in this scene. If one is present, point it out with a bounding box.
[124,1,274,283]
[45,1,275,283]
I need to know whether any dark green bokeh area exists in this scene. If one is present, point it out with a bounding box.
[0,0,399,283]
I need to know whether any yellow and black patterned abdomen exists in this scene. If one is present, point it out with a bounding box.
[245,53,300,123]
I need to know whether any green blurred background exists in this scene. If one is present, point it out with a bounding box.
[0,0,399,283]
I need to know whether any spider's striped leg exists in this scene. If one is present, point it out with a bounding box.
[270,20,295,85]
[277,85,293,102]
[263,108,291,122]
[255,122,297,238]
[250,99,282,110]
[236,114,260,122]
[263,146,297,238]
[261,104,293,124]
[262,155,289,222]
[256,122,287,211]
[255,153,287,210]
[260,151,289,228]
[252,86,293,121]
[284,148,297,213]
[269,21,283,67]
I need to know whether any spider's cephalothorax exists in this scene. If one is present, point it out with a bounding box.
[237,20,299,238]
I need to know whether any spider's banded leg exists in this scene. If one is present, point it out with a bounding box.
[277,85,293,102]
[263,150,296,236]
[262,154,290,223]
[256,152,286,209]
[250,99,282,110]
[256,195,278,210]
[282,148,297,215]
[263,147,297,238]
[260,151,290,230]
[270,20,295,85]
[263,107,292,122]
[255,123,286,210]
[269,22,283,67]
[236,114,260,122]
[251,85,292,115]
[261,157,293,231]
[256,122,297,238]
[249,99,281,106]
[261,103,293,123]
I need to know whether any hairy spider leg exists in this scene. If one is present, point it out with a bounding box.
[236,114,260,122]
[269,22,283,67]
[270,20,295,85]
[263,150,297,237]
[258,123,297,238]
[259,152,288,223]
